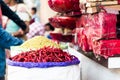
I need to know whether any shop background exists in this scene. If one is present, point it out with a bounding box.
[24,0,56,24]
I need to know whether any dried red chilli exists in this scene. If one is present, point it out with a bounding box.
[11,47,75,62]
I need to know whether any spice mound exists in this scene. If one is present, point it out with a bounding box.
[11,47,75,62]
[20,36,60,49]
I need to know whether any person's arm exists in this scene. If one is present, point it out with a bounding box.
[0,0,27,32]
[0,27,23,49]
[12,21,29,37]
[12,29,24,37]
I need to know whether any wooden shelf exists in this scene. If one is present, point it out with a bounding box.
[68,47,120,80]
[86,1,118,7]
[86,5,120,13]
[76,49,120,68]
[81,0,120,13]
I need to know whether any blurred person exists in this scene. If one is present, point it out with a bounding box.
[0,0,28,80]
[3,0,30,40]
[24,0,40,11]
[30,7,40,24]
[44,23,54,39]
[26,22,44,39]
[23,0,34,9]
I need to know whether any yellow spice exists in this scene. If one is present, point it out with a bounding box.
[20,36,60,49]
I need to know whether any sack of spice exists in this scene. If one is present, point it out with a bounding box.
[8,47,80,68]
[76,28,91,52]
[86,12,117,40]
[93,39,120,59]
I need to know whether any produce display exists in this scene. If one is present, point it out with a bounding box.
[48,0,80,13]
[76,12,117,53]
[20,36,60,49]
[8,36,80,68]
[76,12,118,58]
[10,47,75,62]
[85,12,117,53]
[48,0,79,43]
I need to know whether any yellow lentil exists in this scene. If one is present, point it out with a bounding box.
[20,36,60,49]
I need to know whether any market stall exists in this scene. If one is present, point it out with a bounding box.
[7,36,80,80]
[47,0,120,80]
[76,0,120,80]
[7,0,120,80]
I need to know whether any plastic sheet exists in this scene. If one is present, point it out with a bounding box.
[118,0,120,4]
[86,12,117,40]
[7,58,80,68]
[48,0,80,13]
[76,12,117,52]
[76,15,87,28]
[76,28,90,52]
[8,64,80,80]
[93,40,120,59]
[49,17,77,29]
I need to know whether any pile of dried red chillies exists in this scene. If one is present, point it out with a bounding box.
[10,47,75,62]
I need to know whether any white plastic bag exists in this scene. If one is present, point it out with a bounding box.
[8,65,80,80]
